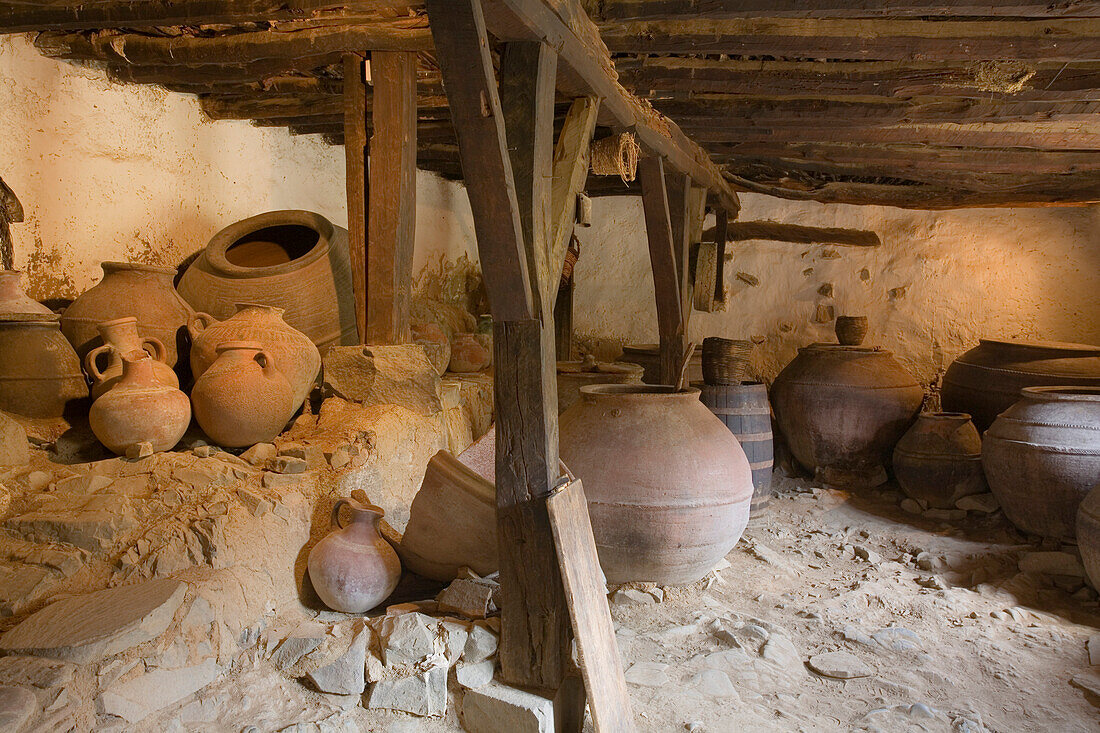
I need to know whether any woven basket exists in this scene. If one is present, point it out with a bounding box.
[701,337,752,386]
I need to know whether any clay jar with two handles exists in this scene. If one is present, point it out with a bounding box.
[85,317,179,399]
[89,352,191,455]
[191,341,296,448]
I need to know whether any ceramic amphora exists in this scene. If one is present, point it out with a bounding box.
[89,353,191,455]
[85,317,179,399]
[191,341,295,448]
[308,497,402,613]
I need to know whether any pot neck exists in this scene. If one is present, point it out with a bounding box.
[119,354,162,384]
[579,384,701,404]
[0,270,21,296]
[100,261,176,286]
[919,411,972,425]
[97,318,142,349]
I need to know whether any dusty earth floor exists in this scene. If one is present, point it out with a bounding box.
[161,471,1100,733]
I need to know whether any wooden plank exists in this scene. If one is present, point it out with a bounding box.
[425,0,534,322]
[598,18,1100,62]
[721,222,883,247]
[637,156,684,386]
[590,0,1100,20]
[343,53,369,344]
[481,0,740,214]
[546,478,636,733]
[712,208,727,304]
[548,96,600,311]
[692,242,718,313]
[664,171,692,329]
[554,276,574,361]
[366,50,417,344]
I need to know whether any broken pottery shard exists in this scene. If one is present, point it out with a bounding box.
[436,578,496,619]
[240,442,277,467]
[807,651,872,679]
[610,587,657,607]
[307,624,368,696]
[956,493,999,513]
[460,681,554,733]
[0,577,186,664]
[323,344,442,416]
[367,664,447,716]
[97,659,221,723]
[269,456,307,475]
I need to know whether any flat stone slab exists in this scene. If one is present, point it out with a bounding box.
[807,651,872,679]
[0,578,186,664]
[0,685,36,732]
[97,659,221,723]
[461,681,554,733]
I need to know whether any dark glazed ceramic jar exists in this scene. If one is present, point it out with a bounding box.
[893,412,985,510]
[771,345,923,488]
[559,384,753,585]
[0,314,87,418]
[942,339,1100,432]
[177,211,357,351]
[983,386,1100,539]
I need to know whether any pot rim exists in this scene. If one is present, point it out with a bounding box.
[921,411,972,420]
[205,210,334,279]
[234,302,287,316]
[0,313,60,324]
[578,383,701,401]
[101,261,177,277]
[801,343,884,354]
[96,316,139,328]
[836,315,869,323]
[976,338,1100,356]
[1020,385,1100,402]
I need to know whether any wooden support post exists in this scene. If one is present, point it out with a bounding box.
[0,177,22,271]
[367,50,418,344]
[638,156,686,386]
[342,52,369,344]
[713,208,728,304]
[554,275,574,361]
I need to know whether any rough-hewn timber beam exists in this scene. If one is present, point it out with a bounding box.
[483,0,740,214]
[587,0,1100,20]
[598,18,1100,62]
[199,92,449,120]
[716,222,882,247]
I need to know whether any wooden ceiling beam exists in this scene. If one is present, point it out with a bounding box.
[586,1,1100,21]
[199,91,450,119]
[597,18,1100,62]
[482,0,740,214]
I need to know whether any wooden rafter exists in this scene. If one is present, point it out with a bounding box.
[585,1,1100,20]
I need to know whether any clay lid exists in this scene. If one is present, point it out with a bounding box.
[0,312,60,324]
[557,360,644,375]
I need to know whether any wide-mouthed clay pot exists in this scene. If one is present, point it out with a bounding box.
[60,261,194,366]
[89,353,191,455]
[559,384,753,585]
[308,497,402,613]
[771,344,923,489]
[983,386,1100,539]
[942,339,1100,431]
[188,303,320,406]
[177,211,357,351]
[893,412,985,510]
[556,358,644,413]
[190,341,296,448]
[0,314,87,418]
[0,270,52,316]
[84,317,178,400]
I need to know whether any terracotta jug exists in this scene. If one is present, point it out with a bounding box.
[0,314,87,418]
[893,412,985,510]
[771,344,923,489]
[0,270,52,316]
[84,317,179,399]
[1077,482,1100,589]
[177,210,358,350]
[89,353,191,455]
[308,497,402,613]
[191,341,296,448]
[559,384,754,585]
[188,303,320,406]
[61,262,194,365]
[448,332,492,373]
[983,386,1100,539]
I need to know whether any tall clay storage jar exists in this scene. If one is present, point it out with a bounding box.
[893,412,985,510]
[178,211,357,351]
[983,387,1100,539]
[771,345,923,489]
[942,339,1100,431]
[696,381,774,515]
[559,384,754,585]
[60,262,194,365]
[1077,483,1100,590]
[0,314,87,418]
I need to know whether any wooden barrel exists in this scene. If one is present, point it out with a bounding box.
[696,381,774,514]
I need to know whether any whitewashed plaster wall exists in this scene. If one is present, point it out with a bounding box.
[572,194,1100,387]
[0,33,476,301]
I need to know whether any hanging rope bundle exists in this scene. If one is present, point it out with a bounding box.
[589,133,640,182]
[559,234,581,291]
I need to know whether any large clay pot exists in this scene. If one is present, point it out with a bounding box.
[556,358,644,413]
[61,262,194,366]
[1077,482,1100,589]
[696,381,774,516]
[893,412,985,510]
[942,339,1100,432]
[308,497,402,613]
[0,314,87,418]
[559,384,753,585]
[983,386,1100,539]
[178,211,357,351]
[621,343,703,386]
[771,344,923,488]
[449,332,492,373]
[0,270,52,316]
[190,341,296,448]
[89,353,191,455]
[398,450,497,581]
[188,303,320,406]
[85,317,179,400]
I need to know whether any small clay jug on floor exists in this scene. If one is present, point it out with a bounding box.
[85,317,179,399]
[308,497,402,613]
[89,353,191,455]
[188,303,320,406]
[893,412,985,510]
[835,316,869,346]
[0,270,52,316]
[191,340,296,448]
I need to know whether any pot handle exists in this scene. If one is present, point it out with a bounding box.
[331,498,349,529]
[84,344,111,383]
[187,312,216,339]
[141,336,169,363]
[254,348,276,374]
